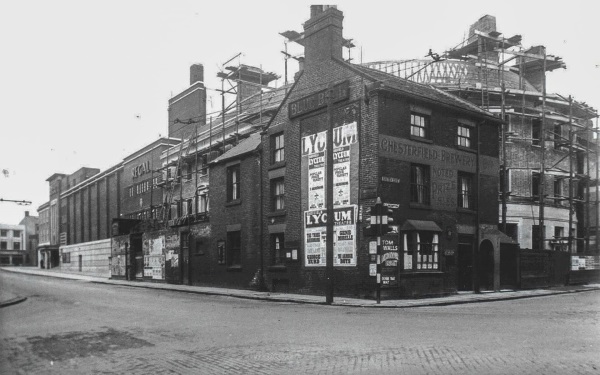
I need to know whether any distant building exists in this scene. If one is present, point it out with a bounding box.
[19,211,38,266]
[0,223,26,266]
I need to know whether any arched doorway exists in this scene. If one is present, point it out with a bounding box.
[479,240,494,291]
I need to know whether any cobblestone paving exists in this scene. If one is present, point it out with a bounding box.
[1,271,599,374]
[3,332,599,374]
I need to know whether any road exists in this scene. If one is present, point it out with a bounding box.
[1,270,599,374]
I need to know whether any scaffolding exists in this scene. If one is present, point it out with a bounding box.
[363,19,599,254]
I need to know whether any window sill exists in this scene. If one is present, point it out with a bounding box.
[457,145,476,154]
[226,265,242,272]
[268,264,287,272]
[226,199,242,207]
[457,207,476,214]
[399,270,444,276]
[269,161,286,170]
[409,135,433,144]
[267,210,287,218]
[409,202,432,210]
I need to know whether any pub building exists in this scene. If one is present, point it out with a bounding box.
[258,5,508,298]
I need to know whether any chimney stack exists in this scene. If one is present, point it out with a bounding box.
[302,5,344,66]
[190,64,204,85]
[25,211,29,217]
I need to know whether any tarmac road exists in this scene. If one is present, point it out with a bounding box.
[1,270,599,374]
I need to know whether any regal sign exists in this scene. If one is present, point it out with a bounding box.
[289,80,349,119]
[132,161,151,179]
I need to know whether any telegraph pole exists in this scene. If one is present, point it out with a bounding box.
[325,84,334,304]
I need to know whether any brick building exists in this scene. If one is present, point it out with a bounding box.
[364,15,599,286]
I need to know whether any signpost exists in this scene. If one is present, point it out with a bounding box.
[366,197,395,304]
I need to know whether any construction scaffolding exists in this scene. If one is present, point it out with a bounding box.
[363,16,599,254]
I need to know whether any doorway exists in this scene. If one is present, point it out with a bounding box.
[457,235,473,291]
[78,254,82,272]
[479,240,495,290]
[181,232,190,285]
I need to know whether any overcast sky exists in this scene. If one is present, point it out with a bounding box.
[1,0,598,224]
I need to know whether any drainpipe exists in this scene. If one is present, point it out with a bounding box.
[474,120,482,294]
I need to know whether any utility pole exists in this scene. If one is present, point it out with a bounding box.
[538,46,547,253]
[325,84,334,304]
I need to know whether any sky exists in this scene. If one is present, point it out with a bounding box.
[1,0,598,224]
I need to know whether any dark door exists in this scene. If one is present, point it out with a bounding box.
[457,235,473,291]
[78,255,82,272]
[181,232,190,285]
[130,234,143,280]
[479,240,495,290]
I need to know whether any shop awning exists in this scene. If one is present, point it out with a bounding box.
[400,220,442,232]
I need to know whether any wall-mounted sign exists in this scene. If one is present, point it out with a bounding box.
[132,161,151,179]
[289,80,350,119]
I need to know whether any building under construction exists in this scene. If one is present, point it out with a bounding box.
[365,15,599,285]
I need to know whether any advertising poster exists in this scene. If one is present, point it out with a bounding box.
[333,146,350,207]
[304,206,357,267]
[381,235,399,287]
[308,152,326,210]
[302,120,358,268]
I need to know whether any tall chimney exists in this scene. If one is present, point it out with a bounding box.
[190,64,204,85]
[25,211,29,217]
[302,5,344,66]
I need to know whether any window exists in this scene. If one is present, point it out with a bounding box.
[0,241,7,250]
[410,164,430,205]
[457,124,471,148]
[14,242,21,250]
[0,230,7,237]
[554,124,562,149]
[532,119,541,146]
[227,165,240,202]
[128,187,134,197]
[185,163,193,180]
[271,133,285,163]
[227,231,241,267]
[271,178,285,211]
[532,172,540,199]
[402,231,439,270]
[554,177,563,200]
[182,198,192,216]
[13,230,21,238]
[271,233,285,265]
[411,113,429,138]
[458,173,474,209]
[62,252,71,263]
[198,194,209,213]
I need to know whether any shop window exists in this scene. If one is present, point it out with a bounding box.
[271,233,285,265]
[227,231,241,267]
[410,164,430,205]
[227,164,240,202]
[271,178,285,211]
[458,173,474,209]
[410,113,429,139]
[402,231,439,270]
[271,133,285,163]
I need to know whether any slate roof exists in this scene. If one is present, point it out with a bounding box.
[210,131,262,164]
[339,60,501,121]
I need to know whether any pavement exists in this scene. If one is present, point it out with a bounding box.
[1,266,599,308]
